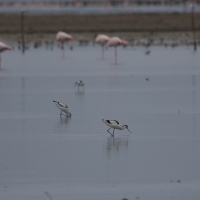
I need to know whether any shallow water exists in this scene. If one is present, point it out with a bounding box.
[0,44,200,200]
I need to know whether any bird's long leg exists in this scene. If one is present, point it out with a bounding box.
[0,53,1,69]
[61,41,65,58]
[112,129,115,137]
[61,111,71,117]
[102,45,104,59]
[107,128,111,132]
[107,128,114,137]
[114,47,117,65]
[60,111,67,117]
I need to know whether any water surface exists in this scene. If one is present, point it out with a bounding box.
[0,44,200,200]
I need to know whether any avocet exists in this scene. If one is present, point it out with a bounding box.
[74,80,84,89]
[53,100,71,117]
[102,119,132,137]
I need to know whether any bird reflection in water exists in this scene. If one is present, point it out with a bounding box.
[59,116,70,125]
[105,137,129,157]
[54,116,71,134]
[75,89,84,96]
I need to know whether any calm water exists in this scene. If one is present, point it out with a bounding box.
[0,43,200,200]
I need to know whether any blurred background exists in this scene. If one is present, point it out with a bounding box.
[0,0,200,40]
[0,1,200,200]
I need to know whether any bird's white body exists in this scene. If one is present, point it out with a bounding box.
[102,119,124,130]
[0,41,11,52]
[95,34,110,45]
[53,100,71,117]
[102,119,132,136]
[56,31,74,42]
[74,80,84,89]
[107,37,128,47]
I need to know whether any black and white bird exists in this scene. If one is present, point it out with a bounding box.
[53,100,71,117]
[74,80,84,90]
[102,119,132,137]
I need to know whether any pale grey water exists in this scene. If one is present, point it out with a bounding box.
[0,43,200,200]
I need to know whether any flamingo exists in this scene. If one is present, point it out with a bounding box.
[0,41,11,68]
[107,37,128,64]
[56,31,74,58]
[95,34,110,59]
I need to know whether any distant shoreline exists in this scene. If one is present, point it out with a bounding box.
[0,13,199,46]
[0,13,200,34]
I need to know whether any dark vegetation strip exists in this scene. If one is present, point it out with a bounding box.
[0,13,200,34]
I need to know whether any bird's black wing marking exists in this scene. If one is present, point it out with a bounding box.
[106,120,119,124]
[58,102,67,108]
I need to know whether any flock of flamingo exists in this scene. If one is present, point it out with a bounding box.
[0,31,128,67]
[56,31,128,64]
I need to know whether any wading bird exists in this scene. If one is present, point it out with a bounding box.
[102,119,132,137]
[56,31,74,58]
[0,41,11,68]
[53,100,71,117]
[107,37,128,64]
[74,80,84,90]
[95,34,110,59]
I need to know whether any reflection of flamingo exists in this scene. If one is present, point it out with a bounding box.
[56,31,74,58]
[107,37,128,64]
[102,119,132,137]
[95,34,110,59]
[0,41,11,68]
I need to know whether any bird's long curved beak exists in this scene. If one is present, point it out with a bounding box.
[127,128,132,133]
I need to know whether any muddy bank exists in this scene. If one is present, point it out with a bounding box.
[0,13,200,34]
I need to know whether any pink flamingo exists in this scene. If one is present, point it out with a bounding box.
[56,31,74,58]
[0,41,11,68]
[95,34,110,59]
[107,37,128,64]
